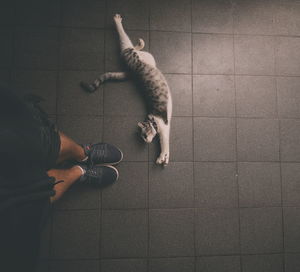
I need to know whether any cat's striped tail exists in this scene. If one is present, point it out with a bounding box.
[80,72,128,93]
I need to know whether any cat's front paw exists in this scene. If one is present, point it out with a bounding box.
[113,14,122,23]
[156,153,169,166]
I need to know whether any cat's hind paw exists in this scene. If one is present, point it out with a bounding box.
[156,153,169,166]
[134,38,145,51]
[114,14,122,23]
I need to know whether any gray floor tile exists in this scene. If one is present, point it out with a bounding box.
[236,76,277,118]
[193,75,235,117]
[282,163,300,206]
[60,28,104,70]
[285,253,300,272]
[150,31,191,74]
[105,29,149,72]
[149,117,193,162]
[240,207,283,254]
[39,216,52,259]
[62,0,105,28]
[102,162,148,209]
[7,0,300,266]
[234,35,275,75]
[0,1,15,26]
[16,0,60,26]
[284,207,300,252]
[51,210,99,259]
[149,209,194,257]
[195,209,240,255]
[194,118,236,161]
[57,115,103,144]
[275,1,300,36]
[0,28,13,68]
[193,34,234,74]
[238,162,281,207]
[101,210,148,258]
[106,0,149,30]
[101,259,147,272]
[233,0,275,35]
[149,257,195,272]
[280,119,300,161]
[58,71,103,116]
[196,256,241,272]
[237,118,280,161]
[48,115,57,126]
[53,184,101,210]
[277,77,300,118]
[192,0,233,34]
[36,260,49,272]
[12,70,57,115]
[49,260,99,272]
[104,80,147,116]
[241,254,284,272]
[149,162,194,208]
[194,162,238,208]
[276,37,300,76]
[14,27,59,69]
[165,74,192,116]
[0,70,11,85]
[103,116,148,161]
[150,0,191,32]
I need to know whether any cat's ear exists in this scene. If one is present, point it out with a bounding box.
[138,122,145,128]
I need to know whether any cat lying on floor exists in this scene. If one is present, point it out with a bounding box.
[80,14,172,166]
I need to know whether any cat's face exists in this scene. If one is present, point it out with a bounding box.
[138,121,157,143]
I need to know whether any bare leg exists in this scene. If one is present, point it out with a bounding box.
[57,132,86,164]
[48,166,82,203]
[48,131,87,202]
[113,14,133,51]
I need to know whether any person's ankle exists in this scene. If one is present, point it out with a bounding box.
[75,165,86,176]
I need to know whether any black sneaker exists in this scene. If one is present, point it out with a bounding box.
[78,164,119,187]
[82,143,123,165]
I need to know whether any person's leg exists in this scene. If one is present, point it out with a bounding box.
[56,132,87,163]
[48,164,119,203]
[48,131,121,202]
[48,166,83,203]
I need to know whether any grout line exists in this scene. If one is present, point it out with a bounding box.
[231,1,243,269]
[190,0,198,270]
[8,66,300,78]
[53,205,300,213]
[147,2,151,271]
[99,0,109,267]
[44,250,290,261]
[277,96,286,272]
[273,21,286,270]
[47,159,300,163]
[8,23,300,39]
[54,113,300,121]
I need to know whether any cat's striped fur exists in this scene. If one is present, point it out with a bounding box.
[80,14,172,165]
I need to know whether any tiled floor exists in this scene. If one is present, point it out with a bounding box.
[2,0,300,271]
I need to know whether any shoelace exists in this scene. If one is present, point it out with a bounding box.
[85,167,103,185]
[93,144,107,161]
[87,144,107,168]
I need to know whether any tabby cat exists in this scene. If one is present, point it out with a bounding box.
[80,14,172,166]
